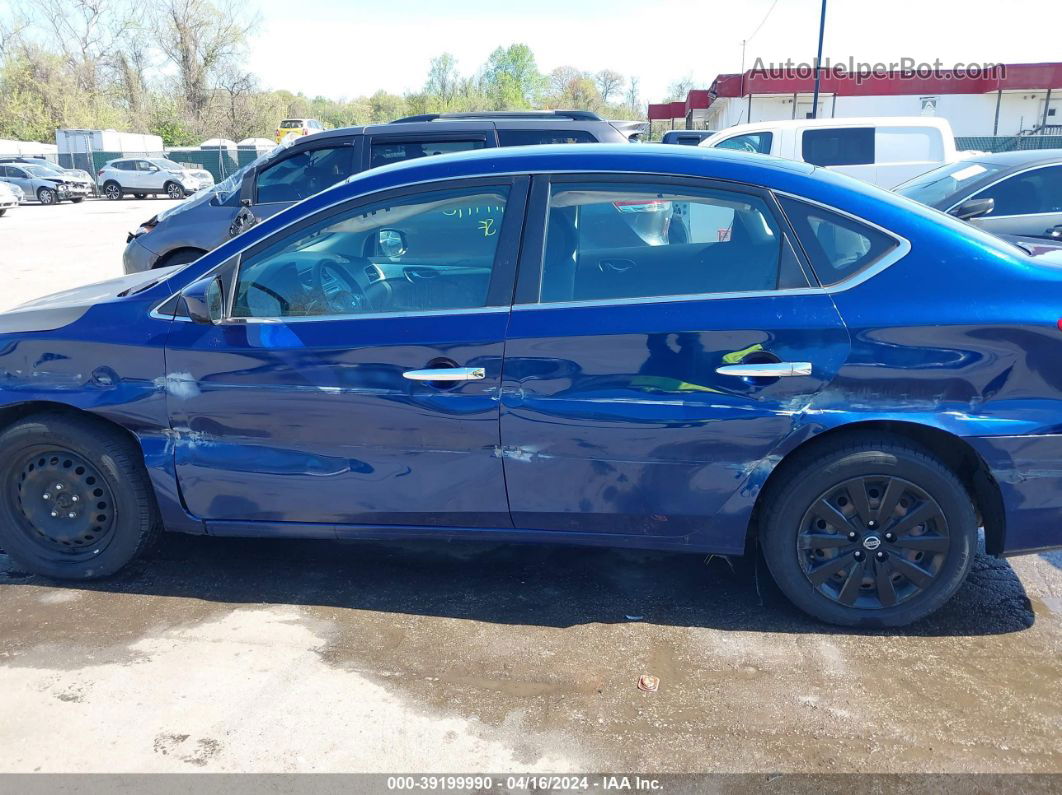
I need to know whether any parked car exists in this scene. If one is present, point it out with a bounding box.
[2,144,1061,628]
[894,149,1062,240]
[0,163,78,204]
[700,117,959,188]
[275,118,325,142]
[0,157,94,199]
[97,158,215,201]
[123,110,647,273]
[0,180,22,215]
[661,130,716,145]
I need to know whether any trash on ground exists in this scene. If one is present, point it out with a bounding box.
[637,674,660,693]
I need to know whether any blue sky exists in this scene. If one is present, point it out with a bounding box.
[246,0,1062,104]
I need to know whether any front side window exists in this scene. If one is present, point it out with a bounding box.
[801,127,875,167]
[368,139,485,169]
[231,185,509,319]
[498,129,596,146]
[256,146,354,204]
[970,165,1062,216]
[714,132,773,154]
[779,196,899,285]
[536,181,806,304]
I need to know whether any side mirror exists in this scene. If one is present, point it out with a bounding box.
[378,228,407,258]
[952,197,994,221]
[183,275,226,324]
[1045,224,1062,241]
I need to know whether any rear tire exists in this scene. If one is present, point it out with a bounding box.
[103,181,123,201]
[0,208,6,217]
[135,193,147,199]
[0,413,161,580]
[759,434,977,627]
[37,187,57,205]
[70,197,84,203]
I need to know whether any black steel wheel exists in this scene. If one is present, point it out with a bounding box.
[9,448,117,560]
[760,434,977,627]
[0,413,161,579]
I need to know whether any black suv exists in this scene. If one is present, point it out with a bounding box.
[123,111,646,273]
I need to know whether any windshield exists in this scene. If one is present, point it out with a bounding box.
[149,158,185,171]
[895,161,1008,206]
[24,165,57,177]
[280,120,305,129]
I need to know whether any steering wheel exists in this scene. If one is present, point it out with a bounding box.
[311,258,367,315]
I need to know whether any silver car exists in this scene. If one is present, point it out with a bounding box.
[0,180,22,215]
[0,163,75,205]
[97,158,214,200]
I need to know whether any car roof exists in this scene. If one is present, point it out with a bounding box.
[713,116,953,133]
[961,148,1062,167]
[288,115,634,148]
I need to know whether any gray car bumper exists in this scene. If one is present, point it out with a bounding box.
[123,236,159,274]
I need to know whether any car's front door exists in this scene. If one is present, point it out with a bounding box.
[968,164,1062,239]
[248,139,360,225]
[165,176,528,531]
[500,175,851,548]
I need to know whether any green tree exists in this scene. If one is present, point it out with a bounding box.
[481,43,542,109]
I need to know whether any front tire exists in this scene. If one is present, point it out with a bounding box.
[760,435,977,627]
[37,187,57,205]
[0,414,161,580]
[103,181,123,200]
[165,182,186,199]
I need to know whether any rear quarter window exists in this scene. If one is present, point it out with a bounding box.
[801,127,875,167]
[778,196,900,286]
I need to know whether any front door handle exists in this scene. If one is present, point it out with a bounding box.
[403,367,485,382]
[716,362,813,377]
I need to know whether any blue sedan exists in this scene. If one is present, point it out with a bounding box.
[1,144,1060,627]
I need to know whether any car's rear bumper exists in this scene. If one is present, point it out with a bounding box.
[970,433,1062,555]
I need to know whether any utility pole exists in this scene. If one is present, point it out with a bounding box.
[810,0,827,119]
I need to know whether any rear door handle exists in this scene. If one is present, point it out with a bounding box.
[716,362,813,377]
[403,367,485,382]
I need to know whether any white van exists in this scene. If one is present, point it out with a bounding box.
[699,117,959,188]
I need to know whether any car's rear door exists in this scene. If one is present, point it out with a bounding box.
[165,176,528,532]
[499,174,851,550]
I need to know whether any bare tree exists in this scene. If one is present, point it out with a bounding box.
[624,76,641,114]
[152,0,258,125]
[595,69,623,103]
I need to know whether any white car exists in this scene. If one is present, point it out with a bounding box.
[97,158,215,200]
[0,180,22,215]
[700,117,959,189]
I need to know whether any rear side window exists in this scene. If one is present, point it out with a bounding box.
[714,132,773,154]
[280,120,304,129]
[779,196,899,285]
[256,145,354,204]
[498,129,596,146]
[369,139,485,169]
[536,181,807,303]
[801,128,875,166]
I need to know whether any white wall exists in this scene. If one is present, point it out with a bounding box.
[702,89,1062,137]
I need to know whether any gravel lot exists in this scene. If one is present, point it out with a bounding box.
[0,198,1060,774]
